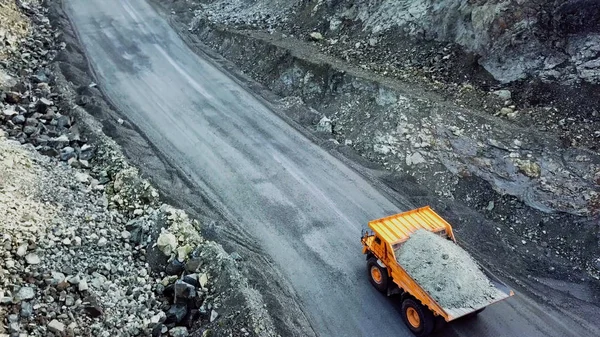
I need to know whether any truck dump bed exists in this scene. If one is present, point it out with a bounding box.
[362,206,514,322]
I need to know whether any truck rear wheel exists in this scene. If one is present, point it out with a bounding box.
[401,298,435,337]
[367,258,388,292]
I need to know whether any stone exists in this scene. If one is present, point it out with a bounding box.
[48,320,65,334]
[493,89,512,100]
[165,303,187,324]
[199,273,209,290]
[185,258,202,272]
[78,279,89,291]
[210,309,218,322]
[20,302,33,318]
[79,144,94,160]
[316,116,332,133]
[25,253,40,265]
[169,327,189,337]
[182,274,199,288]
[150,311,166,324]
[4,92,22,104]
[16,287,35,301]
[157,231,178,256]
[498,107,514,116]
[36,97,53,112]
[83,295,103,317]
[23,125,37,135]
[165,259,185,275]
[12,114,26,124]
[515,159,541,178]
[59,147,76,161]
[16,244,28,256]
[309,32,324,41]
[97,237,108,247]
[406,152,426,166]
[65,295,75,306]
[49,271,66,285]
[174,280,197,301]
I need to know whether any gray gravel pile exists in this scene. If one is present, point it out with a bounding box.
[397,229,505,310]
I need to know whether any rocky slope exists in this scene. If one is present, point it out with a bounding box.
[0,1,278,336]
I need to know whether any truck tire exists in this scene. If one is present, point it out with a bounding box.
[401,298,435,337]
[367,258,388,293]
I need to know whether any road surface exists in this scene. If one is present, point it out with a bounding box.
[64,0,595,336]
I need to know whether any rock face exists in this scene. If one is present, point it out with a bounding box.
[397,229,505,309]
[195,0,600,85]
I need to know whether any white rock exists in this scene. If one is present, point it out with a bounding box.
[25,253,40,265]
[199,273,209,290]
[97,237,108,247]
[16,244,28,257]
[156,231,178,256]
[316,116,332,133]
[406,153,426,166]
[210,309,219,322]
[309,32,323,41]
[78,279,88,291]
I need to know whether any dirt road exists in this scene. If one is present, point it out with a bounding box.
[63,0,597,336]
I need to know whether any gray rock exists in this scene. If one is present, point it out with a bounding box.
[12,114,26,125]
[59,147,76,161]
[316,116,333,133]
[20,301,33,318]
[16,287,35,301]
[169,327,189,337]
[23,125,37,135]
[185,258,202,273]
[78,279,89,291]
[48,320,65,334]
[492,89,512,100]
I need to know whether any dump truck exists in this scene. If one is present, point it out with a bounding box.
[361,206,514,336]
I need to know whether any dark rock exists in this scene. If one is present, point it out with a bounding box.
[183,309,199,328]
[59,147,76,161]
[83,295,103,317]
[37,146,59,157]
[32,71,49,83]
[4,92,22,104]
[182,275,199,288]
[163,284,175,298]
[23,125,37,135]
[36,97,53,113]
[165,259,185,276]
[55,115,71,129]
[185,258,202,273]
[126,219,146,245]
[174,280,196,302]
[152,324,165,337]
[165,303,187,324]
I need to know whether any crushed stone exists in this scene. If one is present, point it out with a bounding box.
[397,229,505,310]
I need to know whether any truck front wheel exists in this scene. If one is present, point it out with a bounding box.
[367,258,388,292]
[401,298,435,337]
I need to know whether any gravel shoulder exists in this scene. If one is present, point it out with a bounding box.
[0,1,279,336]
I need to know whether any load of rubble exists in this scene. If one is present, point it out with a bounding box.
[397,229,505,310]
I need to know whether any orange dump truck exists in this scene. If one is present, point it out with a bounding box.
[361,206,514,336]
